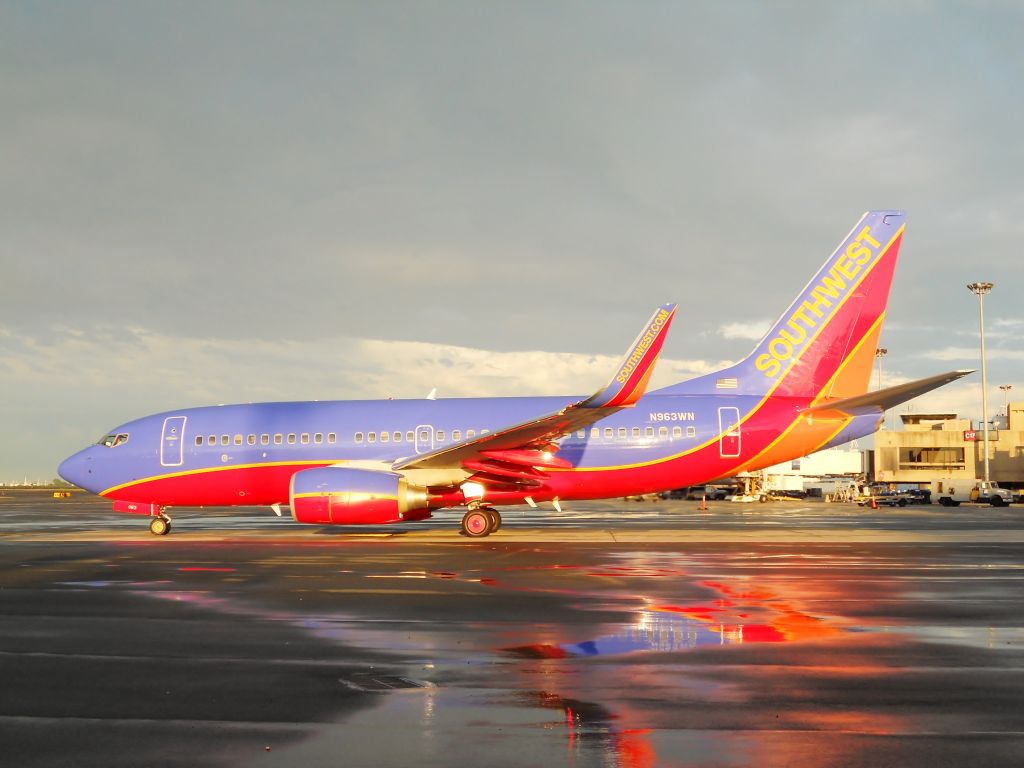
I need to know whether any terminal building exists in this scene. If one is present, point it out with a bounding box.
[873,401,1024,491]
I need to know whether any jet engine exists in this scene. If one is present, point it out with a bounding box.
[289,466,430,525]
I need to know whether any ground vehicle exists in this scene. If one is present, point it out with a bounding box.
[935,480,1013,507]
[855,486,910,507]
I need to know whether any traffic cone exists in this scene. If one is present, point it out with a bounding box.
[870,496,878,509]
[699,494,707,511]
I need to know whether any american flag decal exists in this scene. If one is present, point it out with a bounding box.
[716,377,738,389]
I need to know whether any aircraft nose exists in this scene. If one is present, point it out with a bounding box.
[58,449,94,490]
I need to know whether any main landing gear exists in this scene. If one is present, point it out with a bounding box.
[461,504,501,538]
[149,513,171,536]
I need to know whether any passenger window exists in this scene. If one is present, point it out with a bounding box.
[328,432,336,444]
[631,427,640,439]
[604,427,613,439]
[452,430,462,441]
[659,426,668,439]
[208,435,216,446]
[314,433,323,444]
[380,431,389,443]
[645,426,654,438]
[221,435,229,446]
[274,433,283,445]
[591,427,599,439]
[480,429,489,435]
[686,426,696,438]
[393,431,401,443]
[300,433,310,444]
[368,432,377,443]
[247,434,256,446]
[355,432,364,444]
[233,434,243,446]
[618,427,627,439]
[577,430,586,439]
[195,436,203,446]
[672,426,682,438]
[287,433,296,444]
[437,430,445,442]
[406,431,414,442]
[260,434,270,445]
[467,429,476,439]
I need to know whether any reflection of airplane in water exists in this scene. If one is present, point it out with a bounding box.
[507,580,843,659]
[508,611,746,658]
[60,210,970,537]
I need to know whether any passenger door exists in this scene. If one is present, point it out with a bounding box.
[718,407,741,458]
[160,416,187,467]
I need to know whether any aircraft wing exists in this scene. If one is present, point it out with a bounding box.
[393,303,677,477]
[804,369,974,415]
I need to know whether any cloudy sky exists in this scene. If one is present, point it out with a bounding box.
[2,1,1022,480]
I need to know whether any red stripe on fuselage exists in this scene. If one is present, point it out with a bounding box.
[104,462,333,507]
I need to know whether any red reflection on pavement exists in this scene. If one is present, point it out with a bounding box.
[178,567,236,572]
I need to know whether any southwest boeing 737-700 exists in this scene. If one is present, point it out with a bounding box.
[59,211,969,537]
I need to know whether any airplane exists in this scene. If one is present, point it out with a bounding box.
[58,210,970,538]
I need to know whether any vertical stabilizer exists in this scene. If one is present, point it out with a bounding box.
[655,210,905,401]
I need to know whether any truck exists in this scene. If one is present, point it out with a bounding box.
[933,479,1013,507]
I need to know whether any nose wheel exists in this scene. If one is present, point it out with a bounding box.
[461,506,501,537]
[149,514,171,536]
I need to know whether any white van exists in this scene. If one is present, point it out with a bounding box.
[933,478,1013,507]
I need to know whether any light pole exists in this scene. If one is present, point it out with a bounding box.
[999,384,1012,417]
[967,282,993,484]
[875,348,889,430]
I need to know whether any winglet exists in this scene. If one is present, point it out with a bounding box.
[583,303,677,408]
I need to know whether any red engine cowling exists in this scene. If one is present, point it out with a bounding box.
[289,467,430,525]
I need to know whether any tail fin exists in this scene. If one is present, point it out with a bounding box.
[656,210,905,401]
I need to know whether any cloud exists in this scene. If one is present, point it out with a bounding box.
[917,347,1024,362]
[718,321,771,341]
[0,324,730,479]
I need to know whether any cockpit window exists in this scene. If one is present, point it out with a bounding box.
[97,433,129,448]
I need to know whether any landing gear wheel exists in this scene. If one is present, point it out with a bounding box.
[485,508,502,532]
[462,508,492,538]
[149,516,170,536]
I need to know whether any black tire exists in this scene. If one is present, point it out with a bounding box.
[149,517,169,536]
[990,497,1006,507]
[759,494,769,503]
[939,497,951,507]
[461,509,491,538]
[486,508,502,532]
[898,499,907,507]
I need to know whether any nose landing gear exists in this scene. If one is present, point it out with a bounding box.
[149,513,172,536]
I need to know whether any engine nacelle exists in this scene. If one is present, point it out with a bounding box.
[289,467,430,525]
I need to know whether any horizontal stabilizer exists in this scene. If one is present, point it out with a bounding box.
[804,370,974,415]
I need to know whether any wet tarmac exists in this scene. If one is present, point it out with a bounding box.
[2,491,1024,767]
